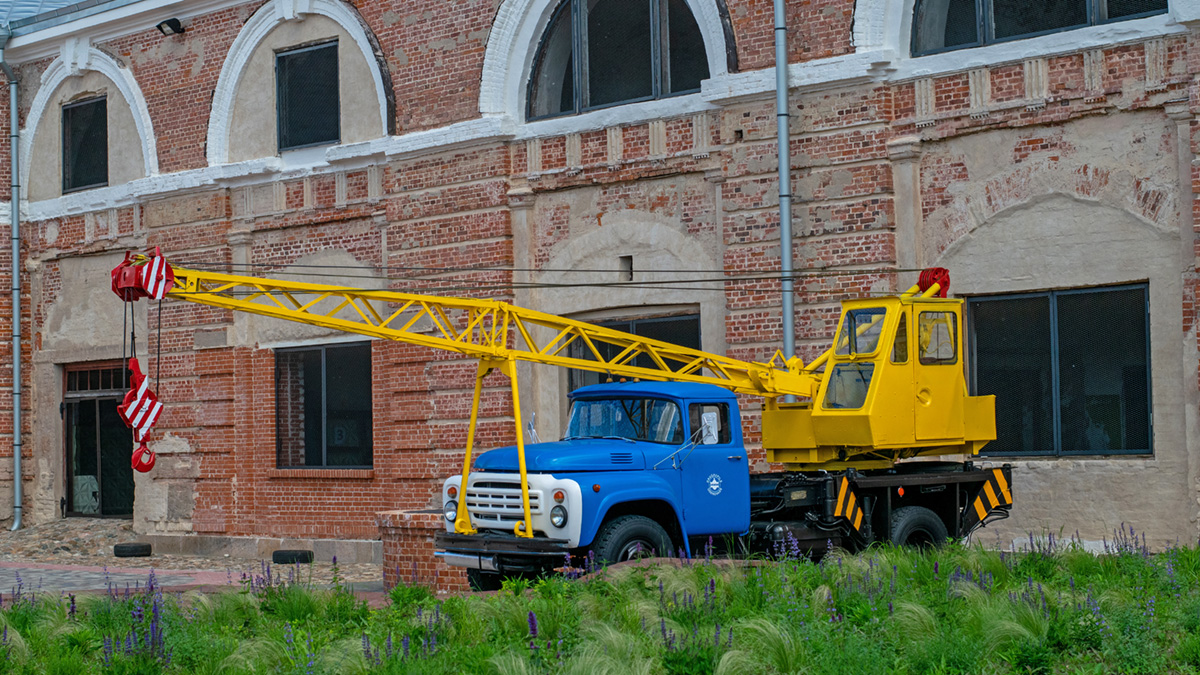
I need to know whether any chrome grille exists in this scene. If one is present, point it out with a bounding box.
[465,481,543,526]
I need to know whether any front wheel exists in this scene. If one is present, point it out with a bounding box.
[591,515,673,564]
[889,506,948,548]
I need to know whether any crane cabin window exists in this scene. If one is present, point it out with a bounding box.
[276,342,372,468]
[833,308,888,357]
[918,312,957,365]
[276,41,340,151]
[912,0,1168,56]
[968,285,1150,456]
[528,0,710,119]
[62,97,108,193]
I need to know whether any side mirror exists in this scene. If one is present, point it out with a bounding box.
[700,412,719,445]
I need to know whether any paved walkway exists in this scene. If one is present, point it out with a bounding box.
[0,561,389,606]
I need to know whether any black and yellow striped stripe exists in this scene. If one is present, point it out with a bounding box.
[834,476,865,531]
[964,468,1013,530]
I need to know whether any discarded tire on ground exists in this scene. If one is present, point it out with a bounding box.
[113,542,152,558]
[272,549,315,564]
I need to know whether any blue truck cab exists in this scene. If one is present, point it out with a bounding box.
[435,381,750,579]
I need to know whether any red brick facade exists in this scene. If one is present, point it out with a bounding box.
[0,0,1197,583]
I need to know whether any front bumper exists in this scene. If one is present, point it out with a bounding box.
[434,531,571,574]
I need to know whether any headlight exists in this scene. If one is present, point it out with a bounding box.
[444,500,458,522]
[550,505,568,528]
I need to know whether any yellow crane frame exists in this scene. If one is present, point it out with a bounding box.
[126,256,993,540]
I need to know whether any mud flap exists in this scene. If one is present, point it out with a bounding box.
[962,467,1013,531]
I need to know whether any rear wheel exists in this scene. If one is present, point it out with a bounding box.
[466,569,504,592]
[592,515,673,564]
[889,506,947,548]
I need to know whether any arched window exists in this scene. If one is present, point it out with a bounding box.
[912,0,1168,56]
[528,0,710,120]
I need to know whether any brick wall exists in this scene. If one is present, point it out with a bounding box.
[0,0,1195,561]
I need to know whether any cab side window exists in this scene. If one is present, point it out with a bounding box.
[892,313,909,363]
[688,403,731,444]
[918,312,957,365]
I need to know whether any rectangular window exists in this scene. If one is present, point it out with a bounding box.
[688,402,731,444]
[62,97,107,193]
[567,314,700,391]
[276,342,372,468]
[276,41,340,151]
[968,285,1150,456]
[64,363,133,517]
[918,311,957,365]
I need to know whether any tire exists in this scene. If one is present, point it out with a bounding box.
[272,549,315,564]
[466,569,504,592]
[889,506,948,548]
[113,542,152,558]
[591,515,673,564]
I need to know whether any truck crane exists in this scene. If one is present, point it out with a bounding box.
[111,252,1009,590]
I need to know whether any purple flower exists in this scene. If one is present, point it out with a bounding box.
[527,610,539,638]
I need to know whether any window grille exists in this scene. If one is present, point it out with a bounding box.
[912,0,1168,56]
[62,97,107,193]
[528,0,709,120]
[968,285,1151,456]
[276,41,340,151]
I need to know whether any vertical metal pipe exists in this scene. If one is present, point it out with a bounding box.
[0,28,21,531]
[774,0,795,396]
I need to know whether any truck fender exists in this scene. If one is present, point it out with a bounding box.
[582,487,689,557]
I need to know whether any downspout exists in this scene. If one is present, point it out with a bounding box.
[0,26,21,531]
[774,0,795,397]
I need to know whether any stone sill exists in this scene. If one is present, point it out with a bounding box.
[267,468,375,480]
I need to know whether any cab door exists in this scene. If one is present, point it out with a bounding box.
[678,402,750,536]
[913,305,966,441]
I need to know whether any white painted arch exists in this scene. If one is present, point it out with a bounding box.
[205,0,390,166]
[480,0,733,119]
[20,44,159,200]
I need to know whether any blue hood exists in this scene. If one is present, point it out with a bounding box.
[473,439,651,472]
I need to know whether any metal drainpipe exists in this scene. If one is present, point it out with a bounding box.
[774,0,795,400]
[0,26,21,531]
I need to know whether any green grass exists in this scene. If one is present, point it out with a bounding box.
[2,534,1200,674]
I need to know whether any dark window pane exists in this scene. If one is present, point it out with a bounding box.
[325,344,373,466]
[1103,0,1167,20]
[277,344,372,468]
[971,296,1054,454]
[98,399,134,516]
[1057,288,1149,453]
[529,2,576,117]
[569,314,700,391]
[892,313,909,363]
[62,97,107,192]
[68,401,100,514]
[588,0,653,107]
[666,0,708,93]
[277,349,322,467]
[277,42,340,151]
[913,0,980,53]
[992,0,1086,40]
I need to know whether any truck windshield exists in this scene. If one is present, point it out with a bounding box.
[565,398,684,444]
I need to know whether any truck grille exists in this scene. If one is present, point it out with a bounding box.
[465,481,543,526]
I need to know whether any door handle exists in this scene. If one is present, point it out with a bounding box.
[727,455,742,461]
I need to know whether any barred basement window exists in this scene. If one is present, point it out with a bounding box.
[912,0,1168,56]
[528,0,710,120]
[276,40,340,151]
[62,97,108,193]
[968,285,1151,457]
[276,342,372,468]
[567,314,701,391]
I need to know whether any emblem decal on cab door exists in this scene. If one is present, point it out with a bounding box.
[707,473,723,496]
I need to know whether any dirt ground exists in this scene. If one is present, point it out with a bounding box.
[0,518,381,585]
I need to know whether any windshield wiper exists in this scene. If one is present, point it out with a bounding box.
[559,435,635,443]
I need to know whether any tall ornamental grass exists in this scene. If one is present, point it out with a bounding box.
[2,528,1200,674]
